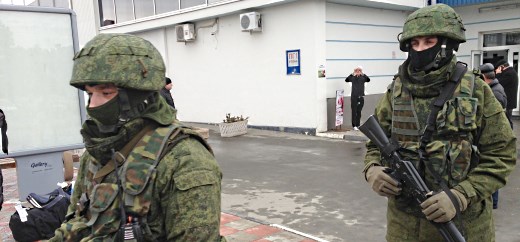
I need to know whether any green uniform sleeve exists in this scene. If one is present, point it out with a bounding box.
[68,154,88,215]
[454,81,517,205]
[50,153,89,242]
[363,88,394,173]
[150,138,223,242]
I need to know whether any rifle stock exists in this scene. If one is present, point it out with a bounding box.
[359,115,466,242]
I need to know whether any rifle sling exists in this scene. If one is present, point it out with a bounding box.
[419,62,467,236]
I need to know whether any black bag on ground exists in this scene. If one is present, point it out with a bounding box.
[9,188,71,242]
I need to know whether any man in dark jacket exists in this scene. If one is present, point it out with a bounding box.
[481,63,507,109]
[345,66,370,130]
[495,59,518,128]
[160,77,176,109]
[0,109,7,155]
[480,63,507,209]
[0,109,7,211]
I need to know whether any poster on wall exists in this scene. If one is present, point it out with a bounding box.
[286,49,301,75]
[318,64,326,78]
[335,89,344,127]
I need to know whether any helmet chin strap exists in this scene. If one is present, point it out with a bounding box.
[97,90,157,133]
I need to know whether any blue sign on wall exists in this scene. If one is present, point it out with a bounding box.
[286,49,301,75]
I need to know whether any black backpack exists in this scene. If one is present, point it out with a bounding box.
[9,188,71,242]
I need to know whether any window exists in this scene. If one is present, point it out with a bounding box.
[26,0,38,6]
[484,31,520,47]
[155,0,179,14]
[54,0,70,8]
[180,0,205,9]
[100,0,116,26]
[134,0,154,19]
[39,0,54,7]
[98,0,216,25]
[115,0,134,23]
[506,32,520,46]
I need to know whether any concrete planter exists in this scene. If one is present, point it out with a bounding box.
[219,120,248,137]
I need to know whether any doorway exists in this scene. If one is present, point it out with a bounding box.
[480,48,520,115]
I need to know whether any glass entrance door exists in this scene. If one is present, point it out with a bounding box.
[482,48,520,115]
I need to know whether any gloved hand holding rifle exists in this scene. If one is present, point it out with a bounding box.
[360,115,466,242]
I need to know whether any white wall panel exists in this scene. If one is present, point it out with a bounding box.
[325,3,410,98]
[163,0,325,129]
[134,29,169,74]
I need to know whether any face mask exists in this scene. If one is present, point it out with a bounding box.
[409,42,442,70]
[86,95,120,128]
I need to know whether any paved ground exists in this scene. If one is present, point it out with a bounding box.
[0,168,321,242]
[204,120,520,242]
[0,119,519,241]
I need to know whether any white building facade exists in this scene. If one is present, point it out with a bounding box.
[4,0,519,133]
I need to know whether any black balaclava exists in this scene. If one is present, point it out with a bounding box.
[82,88,169,164]
[408,37,456,73]
[86,89,155,134]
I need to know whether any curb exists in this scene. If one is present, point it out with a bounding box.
[316,131,368,142]
[343,133,369,142]
[221,211,325,241]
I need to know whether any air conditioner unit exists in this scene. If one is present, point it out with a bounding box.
[240,12,261,32]
[175,23,196,42]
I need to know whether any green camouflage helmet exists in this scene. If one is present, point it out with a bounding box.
[399,4,466,51]
[70,33,165,91]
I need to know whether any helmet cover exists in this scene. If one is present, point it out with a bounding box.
[399,4,466,51]
[70,33,166,91]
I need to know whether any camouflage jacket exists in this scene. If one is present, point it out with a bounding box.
[363,64,516,241]
[51,124,224,241]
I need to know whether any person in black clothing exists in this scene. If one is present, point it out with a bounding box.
[495,59,518,129]
[160,77,176,109]
[345,66,370,130]
[0,109,7,211]
[480,63,507,209]
[0,109,7,155]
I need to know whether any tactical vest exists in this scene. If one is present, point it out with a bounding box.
[68,123,212,241]
[390,73,478,190]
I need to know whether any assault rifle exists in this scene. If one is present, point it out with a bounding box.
[359,115,466,242]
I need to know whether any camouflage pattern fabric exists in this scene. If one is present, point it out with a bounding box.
[399,4,465,51]
[70,34,166,91]
[50,124,224,241]
[364,60,516,241]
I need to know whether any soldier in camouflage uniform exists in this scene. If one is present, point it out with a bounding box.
[363,4,516,242]
[50,34,225,241]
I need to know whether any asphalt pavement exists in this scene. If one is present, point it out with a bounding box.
[0,120,518,242]
[200,120,520,242]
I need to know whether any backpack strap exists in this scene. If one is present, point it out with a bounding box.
[158,126,214,161]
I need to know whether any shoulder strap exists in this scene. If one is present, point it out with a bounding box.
[421,62,467,146]
[418,61,468,237]
[158,126,214,161]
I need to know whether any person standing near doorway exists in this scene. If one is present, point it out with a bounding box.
[480,63,507,209]
[495,59,518,129]
[345,66,370,130]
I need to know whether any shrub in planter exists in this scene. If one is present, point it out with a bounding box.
[219,113,248,137]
